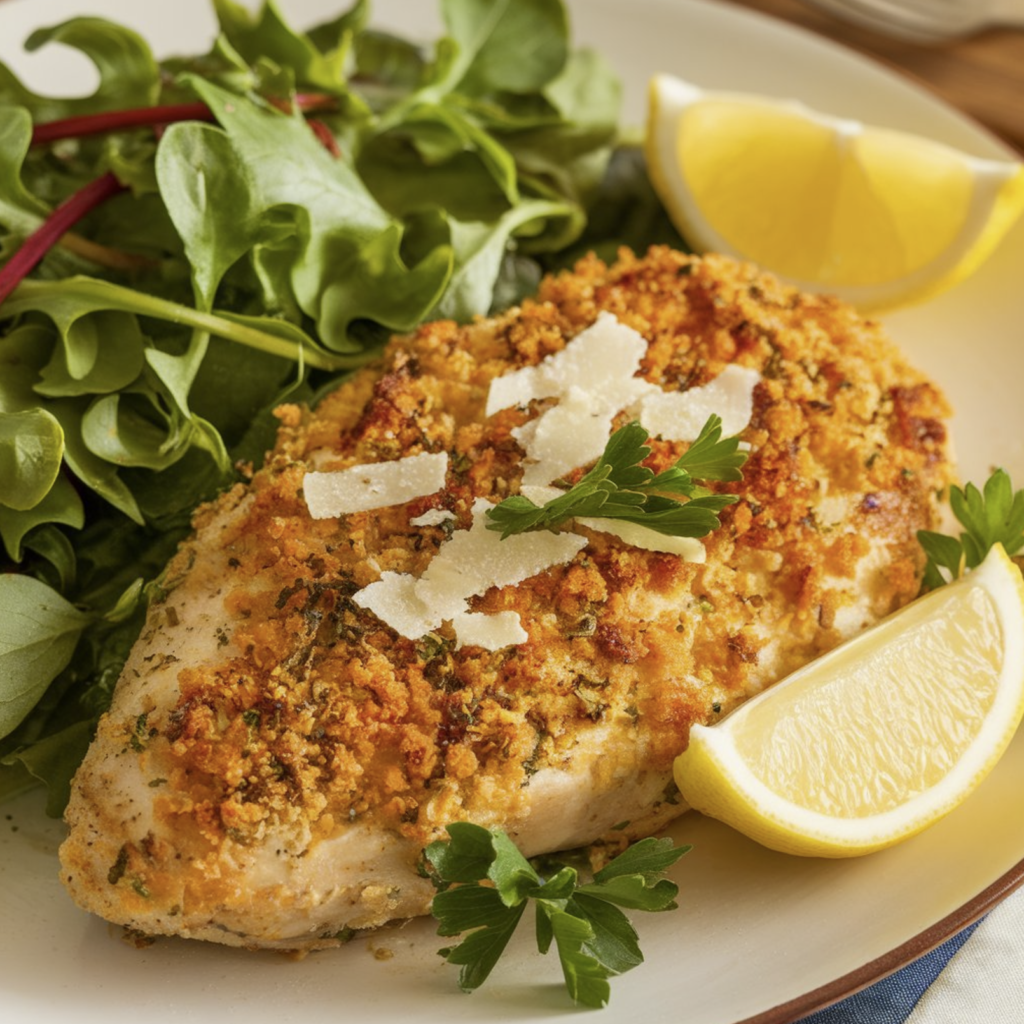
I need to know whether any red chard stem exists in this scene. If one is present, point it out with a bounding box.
[0,171,128,306]
[31,93,337,146]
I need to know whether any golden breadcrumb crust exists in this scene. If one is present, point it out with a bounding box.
[157,247,948,838]
[61,248,953,943]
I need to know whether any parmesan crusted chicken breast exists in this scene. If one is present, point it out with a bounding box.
[60,248,953,950]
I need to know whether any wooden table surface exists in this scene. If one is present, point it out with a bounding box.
[721,0,1024,154]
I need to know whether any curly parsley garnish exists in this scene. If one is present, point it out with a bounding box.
[485,415,747,539]
[424,823,690,1009]
[918,469,1024,588]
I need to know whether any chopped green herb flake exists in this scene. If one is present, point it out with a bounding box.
[107,845,129,885]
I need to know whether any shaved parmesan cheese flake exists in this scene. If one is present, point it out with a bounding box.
[354,572,436,641]
[354,500,587,649]
[576,518,706,562]
[520,387,617,488]
[304,452,448,519]
[488,313,657,486]
[416,500,588,613]
[486,312,651,419]
[452,610,528,651]
[484,363,560,419]
[409,509,456,527]
[640,365,760,441]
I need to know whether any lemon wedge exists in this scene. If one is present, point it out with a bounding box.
[645,74,1024,310]
[673,544,1024,857]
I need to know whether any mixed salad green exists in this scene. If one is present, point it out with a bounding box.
[0,0,687,816]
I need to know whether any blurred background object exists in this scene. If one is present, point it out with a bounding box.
[798,0,1024,43]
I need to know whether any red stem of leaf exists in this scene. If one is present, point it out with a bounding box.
[307,118,341,157]
[31,93,336,146]
[0,171,128,307]
[31,102,215,145]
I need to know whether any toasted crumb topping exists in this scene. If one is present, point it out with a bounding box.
[137,248,951,850]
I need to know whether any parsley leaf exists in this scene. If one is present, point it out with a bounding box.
[918,469,1024,588]
[485,415,747,539]
[424,823,690,1008]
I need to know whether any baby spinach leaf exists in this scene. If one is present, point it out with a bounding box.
[154,119,280,312]
[0,474,84,562]
[440,0,568,95]
[557,145,688,269]
[0,574,95,739]
[80,387,186,471]
[345,26,426,112]
[20,523,78,594]
[213,0,350,95]
[0,408,64,511]
[122,446,230,529]
[185,335,296,445]
[390,101,520,202]
[307,0,370,54]
[0,17,159,121]
[0,106,49,239]
[0,325,53,414]
[35,309,146,397]
[45,397,144,523]
[435,199,576,321]
[356,129,511,223]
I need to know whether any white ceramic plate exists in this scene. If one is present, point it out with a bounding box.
[3,1,1023,1022]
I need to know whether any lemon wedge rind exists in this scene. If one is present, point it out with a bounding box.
[674,544,1024,858]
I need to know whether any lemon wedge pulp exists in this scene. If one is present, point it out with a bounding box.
[645,75,1024,311]
[673,545,1024,857]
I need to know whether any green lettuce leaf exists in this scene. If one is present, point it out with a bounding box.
[440,0,568,95]
[0,17,159,120]
[0,575,94,739]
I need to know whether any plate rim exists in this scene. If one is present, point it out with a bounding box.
[745,861,1024,1022]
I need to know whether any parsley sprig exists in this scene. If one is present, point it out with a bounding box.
[918,469,1024,588]
[486,415,747,539]
[424,823,690,1008]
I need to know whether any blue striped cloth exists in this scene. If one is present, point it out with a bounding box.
[796,887,1024,1023]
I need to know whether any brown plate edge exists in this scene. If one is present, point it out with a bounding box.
[737,855,1024,1024]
